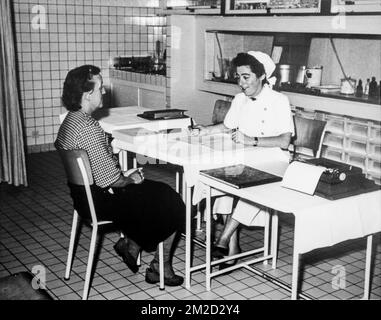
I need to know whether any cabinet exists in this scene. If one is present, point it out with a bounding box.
[110,69,166,109]
[225,0,322,15]
[165,0,221,14]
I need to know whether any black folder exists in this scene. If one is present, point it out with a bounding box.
[200,164,282,189]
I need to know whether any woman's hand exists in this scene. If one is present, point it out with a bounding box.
[188,124,209,137]
[232,130,255,146]
[124,168,144,184]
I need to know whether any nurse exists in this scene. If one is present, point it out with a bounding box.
[191,51,294,266]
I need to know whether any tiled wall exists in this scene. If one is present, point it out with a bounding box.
[12,0,166,153]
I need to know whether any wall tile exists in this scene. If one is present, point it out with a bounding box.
[14,0,165,152]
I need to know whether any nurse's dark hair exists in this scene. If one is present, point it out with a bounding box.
[232,52,268,85]
[62,65,101,111]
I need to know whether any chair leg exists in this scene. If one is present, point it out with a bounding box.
[196,205,202,232]
[82,225,99,300]
[65,211,79,280]
[158,241,164,290]
[136,252,141,267]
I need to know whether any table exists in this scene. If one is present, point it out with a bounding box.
[112,125,381,299]
[60,106,191,134]
[199,172,381,299]
[113,132,291,288]
[93,106,191,134]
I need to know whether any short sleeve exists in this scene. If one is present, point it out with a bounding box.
[77,124,121,188]
[223,94,242,129]
[274,94,295,137]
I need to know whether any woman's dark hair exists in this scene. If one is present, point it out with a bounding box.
[232,53,268,85]
[61,65,101,111]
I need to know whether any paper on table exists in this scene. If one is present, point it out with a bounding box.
[281,161,326,195]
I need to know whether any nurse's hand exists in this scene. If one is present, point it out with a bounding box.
[232,130,253,145]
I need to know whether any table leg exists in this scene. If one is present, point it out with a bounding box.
[133,156,137,169]
[263,210,270,266]
[176,171,180,194]
[205,185,212,291]
[363,234,373,300]
[119,150,128,171]
[271,211,279,270]
[291,248,300,300]
[185,184,192,289]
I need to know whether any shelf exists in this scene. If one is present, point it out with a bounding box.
[198,80,381,121]
[280,87,381,106]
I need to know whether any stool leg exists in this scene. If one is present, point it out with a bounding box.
[158,242,164,290]
[83,225,98,300]
[65,211,79,280]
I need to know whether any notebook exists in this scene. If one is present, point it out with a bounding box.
[200,164,282,189]
[112,127,158,143]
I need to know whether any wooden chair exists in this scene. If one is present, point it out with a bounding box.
[291,116,327,160]
[58,149,164,300]
[212,99,232,125]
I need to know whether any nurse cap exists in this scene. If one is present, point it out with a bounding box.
[247,51,276,86]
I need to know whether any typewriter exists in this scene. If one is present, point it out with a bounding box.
[304,158,379,200]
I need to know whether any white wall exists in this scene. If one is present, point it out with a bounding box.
[170,15,227,125]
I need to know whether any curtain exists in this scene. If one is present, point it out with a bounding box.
[0,0,28,186]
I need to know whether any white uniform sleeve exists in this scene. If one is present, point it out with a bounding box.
[223,94,241,129]
[275,94,295,137]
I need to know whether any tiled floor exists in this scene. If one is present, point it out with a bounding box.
[0,151,380,300]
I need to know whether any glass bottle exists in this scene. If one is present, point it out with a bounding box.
[364,78,370,95]
[355,79,363,97]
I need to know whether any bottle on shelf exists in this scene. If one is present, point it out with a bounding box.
[355,79,363,97]
[369,77,378,99]
[364,78,370,95]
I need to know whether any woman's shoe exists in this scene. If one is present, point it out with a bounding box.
[218,248,241,274]
[211,245,229,258]
[145,267,184,287]
[113,238,139,274]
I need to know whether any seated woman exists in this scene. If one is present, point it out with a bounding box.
[55,65,185,286]
[190,51,294,267]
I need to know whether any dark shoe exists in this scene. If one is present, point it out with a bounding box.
[113,238,139,273]
[218,260,238,275]
[145,267,184,287]
[211,245,229,258]
[218,248,241,274]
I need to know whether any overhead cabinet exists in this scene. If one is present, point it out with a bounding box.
[225,0,322,15]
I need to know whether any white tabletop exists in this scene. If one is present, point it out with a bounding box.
[93,106,191,133]
[199,173,381,255]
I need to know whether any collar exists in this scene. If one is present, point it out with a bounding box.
[246,84,270,103]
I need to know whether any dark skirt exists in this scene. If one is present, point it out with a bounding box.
[68,180,186,251]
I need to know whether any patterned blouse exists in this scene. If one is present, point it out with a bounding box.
[55,111,121,188]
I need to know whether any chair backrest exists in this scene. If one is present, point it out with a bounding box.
[58,149,98,224]
[212,100,232,124]
[291,116,327,159]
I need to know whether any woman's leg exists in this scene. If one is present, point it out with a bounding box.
[216,216,240,250]
[146,232,184,286]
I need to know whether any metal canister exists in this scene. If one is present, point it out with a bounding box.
[279,64,291,83]
[305,66,323,88]
[295,66,307,85]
